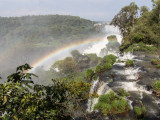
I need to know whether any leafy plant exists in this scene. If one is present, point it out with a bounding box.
[125,59,134,67]
[107,35,117,42]
[86,69,95,81]
[118,88,130,97]
[134,105,146,119]
[102,54,117,65]
[152,80,160,91]
[94,91,130,115]
[0,64,91,119]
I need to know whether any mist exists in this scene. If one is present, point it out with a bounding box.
[0,15,106,81]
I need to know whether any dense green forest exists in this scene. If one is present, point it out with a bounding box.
[0,15,102,76]
[0,15,97,46]
[111,0,160,53]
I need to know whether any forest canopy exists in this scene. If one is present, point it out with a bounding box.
[111,1,160,52]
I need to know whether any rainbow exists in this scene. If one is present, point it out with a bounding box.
[28,37,105,72]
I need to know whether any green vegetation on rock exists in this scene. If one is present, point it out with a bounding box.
[124,42,158,53]
[86,69,95,81]
[134,106,146,119]
[107,35,117,42]
[152,80,160,91]
[125,59,134,67]
[94,91,130,115]
[118,88,130,97]
[151,59,160,67]
[95,54,116,74]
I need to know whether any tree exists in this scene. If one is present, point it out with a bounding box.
[110,2,139,36]
[152,0,160,21]
[71,50,82,61]
[86,69,94,81]
[59,57,77,75]
[71,50,90,71]
[140,6,149,15]
[0,64,91,119]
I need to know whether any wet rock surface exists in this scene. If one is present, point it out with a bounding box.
[87,51,160,119]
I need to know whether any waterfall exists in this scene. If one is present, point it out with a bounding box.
[87,79,99,112]
[83,25,122,57]
[86,24,122,112]
[87,81,111,112]
[85,24,160,119]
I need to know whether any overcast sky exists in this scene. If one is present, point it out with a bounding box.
[0,0,153,21]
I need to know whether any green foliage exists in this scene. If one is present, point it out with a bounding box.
[117,1,160,52]
[59,57,77,74]
[134,106,142,116]
[151,59,160,68]
[94,91,130,115]
[102,54,117,65]
[49,51,102,83]
[134,105,146,119]
[125,42,157,53]
[104,63,112,70]
[118,88,130,97]
[0,64,91,119]
[7,64,38,89]
[152,80,160,91]
[50,51,101,82]
[86,53,101,67]
[94,54,116,74]
[111,2,139,35]
[125,59,134,67]
[95,65,104,73]
[140,6,149,15]
[151,59,160,65]
[71,50,100,70]
[52,57,77,78]
[133,33,145,43]
[142,106,147,113]
[107,35,117,42]
[117,59,122,63]
[86,69,94,81]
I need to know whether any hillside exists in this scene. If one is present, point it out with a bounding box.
[0,15,102,74]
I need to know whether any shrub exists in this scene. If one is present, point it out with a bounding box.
[151,59,160,65]
[104,63,112,70]
[151,59,160,68]
[95,65,104,73]
[124,42,157,53]
[134,105,146,119]
[142,106,146,113]
[86,69,94,81]
[118,88,130,97]
[94,91,130,115]
[133,33,144,43]
[95,63,112,74]
[157,64,160,68]
[107,35,117,42]
[102,54,117,65]
[152,80,160,91]
[117,59,122,63]
[134,106,142,116]
[95,54,116,74]
[125,59,134,67]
